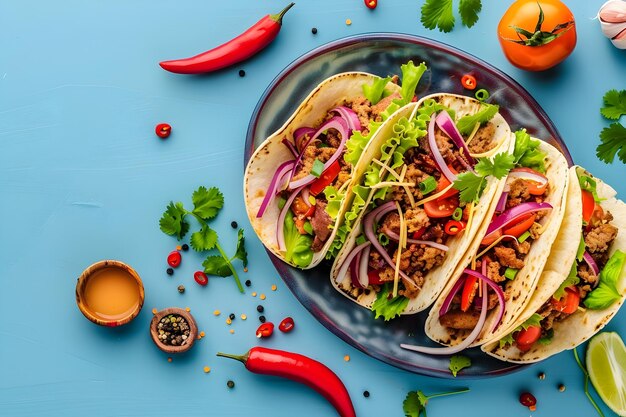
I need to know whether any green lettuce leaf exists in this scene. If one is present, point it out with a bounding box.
[456,103,498,135]
[283,209,314,267]
[584,250,625,310]
[553,262,580,300]
[372,284,409,321]
[576,167,604,203]
[362,76,392,105]
[396,61,428,107]
[513,129,547,173]
[499,313,543,348]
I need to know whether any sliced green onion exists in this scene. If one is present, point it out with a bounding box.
[378,232,389,246]
[311,159,325,178]
[308,195,316,205]
[419,176,437,194]
[452,207,463,221]
[504,267,519,280]
[303,221,313,235]
[518,231,531,243]
[356,235,367,245]
[278,197,287,210]
[475,89,490,101]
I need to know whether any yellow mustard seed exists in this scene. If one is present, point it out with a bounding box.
[200,331,205,337]
[260,294,266,300]
[226,318,232,325]
[203,366,211,373]
[176,245,182,251]
[344,355,350,362]
[185,307,190,312]
[213,310,221,316]
[241,314,247,320]
[252,292,257,297]
[271,284,277,291]
[346,19,352,25]
[230,329,235,334]
[152,308,158,315]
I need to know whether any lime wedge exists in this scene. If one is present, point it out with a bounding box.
[587,332,626,417]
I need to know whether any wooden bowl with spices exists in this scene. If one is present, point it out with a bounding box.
[150,308,198,354]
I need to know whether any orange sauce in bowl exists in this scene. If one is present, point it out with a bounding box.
[83,266,141,321]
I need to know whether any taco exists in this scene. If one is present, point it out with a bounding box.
[482,167,625,362]
[330,93,514,320]
[244,62,427,268]
[415,131,570,354]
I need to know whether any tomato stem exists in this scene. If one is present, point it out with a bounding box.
[504,3,574,47]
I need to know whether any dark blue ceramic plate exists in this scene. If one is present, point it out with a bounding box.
[244,34,572,378]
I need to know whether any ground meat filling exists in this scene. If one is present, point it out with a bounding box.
[468,122,497,155]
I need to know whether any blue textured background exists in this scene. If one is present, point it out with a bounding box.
[1,1,625,416]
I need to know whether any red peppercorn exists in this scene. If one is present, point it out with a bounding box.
[194,271,208,286]
[256,322,274,338]
[278,317,295,333]
[364,0,377,9]
[155,123,172,139]
[167,251,182,268]
[519,392,537,409]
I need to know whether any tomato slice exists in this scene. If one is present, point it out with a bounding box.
[368,269,383,285]
[581,190,595,224]
[292,196,310,216]
[502,213,536,238]
[460,275,478,312]
[412,227,426,240]
[435,167,459,199]
[515,325,542,352]
[309,160,341,196]
[424,196,458,218]
[550,286,580,314]
[511,167,548,195]
[480,228,502,246]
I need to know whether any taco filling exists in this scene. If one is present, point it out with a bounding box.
[498,169,622,353]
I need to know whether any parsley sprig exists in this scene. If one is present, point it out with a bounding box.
[449,355,471,377]
[403,387,469,417]
[159,186,246,293]
[598,89,626,164]
[453,152,515,203]
[421,0,482,33]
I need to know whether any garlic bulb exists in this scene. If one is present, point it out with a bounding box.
[599,0,626,49]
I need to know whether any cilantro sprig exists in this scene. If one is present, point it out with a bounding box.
[601,89,626,120]
[453,152,515,203]
[403,387,469,417]
[597,89,626,164]
[421,0,482,33]
[159,186,246,293]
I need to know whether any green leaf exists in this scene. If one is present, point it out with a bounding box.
[403,391,426,417]
[190,225,218,251]
[474,152,515,179]
[600,250,625,288]
[456,103,499,135]
[192,186,224,220]
[232,228,248,267]
[421,0,455,33]
[601,89,626,120]
[521,313,543,330]
[577,235,586,261]
[398,61,428,106]
[363,76,392,105]
[538,328,554,346]
[159,201,189,240]
[553,262,580,300]
[458,0,482,28]
[283,210,314,267]
[453,172,486,204]
[577,169,604,203]
[202,255,232,277]
[513,129,547,172]
[449,355,471,377]
[499,332,515,349]
[311,159,325,178]
[597,123,626,164]
[372,284,409,321]
[585,250,625,309]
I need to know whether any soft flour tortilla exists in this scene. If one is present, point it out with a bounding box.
[330,93,514,315]
[425,139,570,347]
[483,168,626,363]
[243,72,401,268]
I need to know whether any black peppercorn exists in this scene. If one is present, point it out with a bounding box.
[227,380,235,389]
[238,70,245,78]
[181,244,189,251]
[166,268,174,276]
[311,27,318,34]
[363,391,370,398]
[256,305,264,313]
[229,313,236,320]
[259,315,266,323]
[245,279,252,287]
[231,221,238,228]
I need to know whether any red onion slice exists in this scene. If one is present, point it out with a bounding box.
[428,113,457,183]
[495,192,508,213]
[335,242,371,284]
[401,280,488,356]
[256,160,296,218]
[439,276,467,317]
[435,110,476,165]
[350,252,363,289]
[583,251,600,277]
[382,229,449,252]
[282,138,299,158]
[289,117,350,190]
[293,127,316,153]
[359,245,371,289]
[301,188,312,208]
[276,185,305,251]
[483,202,553,241]
[463,268,506,332]
[332,106,361,133]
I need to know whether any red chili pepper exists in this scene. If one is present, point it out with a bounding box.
[159,3,295,74]
[278,317,295,333]
[256,322,274,338]
[155,123,171,138]
[444,220,466,236]
[461,74,477,90]
[217,347,356,417]
[194,271,208,286]
[167,251,182,268]
[364,0,378,9]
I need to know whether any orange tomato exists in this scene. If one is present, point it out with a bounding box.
[550,286,580,314]
[498,0,577,71]
[581,190,595,224]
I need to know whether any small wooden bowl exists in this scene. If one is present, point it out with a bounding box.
[150,308,198,354]
[76,260,145,327]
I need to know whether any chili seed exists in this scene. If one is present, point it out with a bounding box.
[227,380,235,389]
[271,284,277,291]
[257,305,264,313]
[345,19,352,25]
[181,244,189,251]
[203,366,211,373]
[213,310,221,316]
[259,315,266,323]
[260,293,266,300]
[344,355,350,362]
[245,279,252,287]
[519,392,536,408]
[177,285,185,293]
[538,372,546,380]
[363,391,370,398]
[229,313,235,320]
[558,384,566,392]
[311,27,318,34]
[238,70,245,78]
[231,221,238,228]
[166,268,174,276]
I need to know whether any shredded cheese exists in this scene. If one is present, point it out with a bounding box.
[393,201,406,297]
[398,165,417,208]
[414,183,455,206]
[372,158,401,181]
[465,122,482,146]
[370,181,416,189]
[337,178,351,194]
[469,135,507,158]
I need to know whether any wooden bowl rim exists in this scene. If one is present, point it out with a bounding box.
[150,307,198,354]
[75,259,145,327]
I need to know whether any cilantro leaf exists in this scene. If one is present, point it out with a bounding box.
[597,123,626,164]
[421,0,455,33]
[159,201,189,240]
[474,152,515,179]
[449,355,471,377]
[453,171,486,203]
[192,186,224,220]
[202,255,232,277]
[363,76,392,105]
[232,228,248,267]
[403,391,426,417]
[456,103,499,135]
[553,262,580,300]
[585,250,625,309]
[372,284,409,321]
[190,225,218,251]
[601,89,626,120]
[459,0,482,28]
